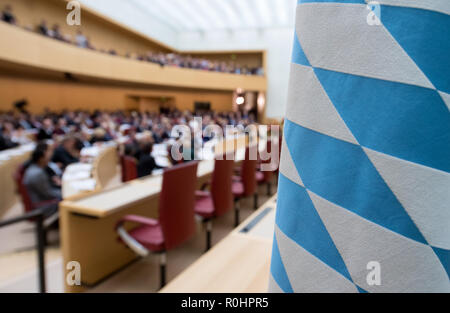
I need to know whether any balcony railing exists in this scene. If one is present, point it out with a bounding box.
[0,22,267,92]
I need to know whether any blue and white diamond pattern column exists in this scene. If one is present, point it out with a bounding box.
[269,0,450,293]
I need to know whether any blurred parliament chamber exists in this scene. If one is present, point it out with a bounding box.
[0,0,282,293]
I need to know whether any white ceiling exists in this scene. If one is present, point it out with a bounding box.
[80,0,297,33]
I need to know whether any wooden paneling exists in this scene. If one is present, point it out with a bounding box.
[0,75,235,113]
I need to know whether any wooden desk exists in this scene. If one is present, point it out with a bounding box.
[60,159,222,292]
[62,160,215,218]
[62,144,118,199]
[160,195,276,293]
[60,136,254,292]
[93,144,119,190]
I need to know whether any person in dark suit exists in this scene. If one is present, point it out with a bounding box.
[137,142,158,178]
[22,157,61,190]
[51,24,64,41]
[36,118,54,141]
[51,136,80,169]
[23,142,61,215]
[124,127,141,159]
[89,128,111,144]
[0,130,19,151]
[37,20,50,36]
[1,5,16,25]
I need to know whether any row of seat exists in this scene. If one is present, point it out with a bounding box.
[116,143,279,288]
[11,141,278,289]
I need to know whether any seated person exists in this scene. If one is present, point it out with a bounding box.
[1,5,16,25]
[124,128,141,158]
[75,30,89,48]
[54,118,69,135]
[23,148,62,189]
[23,142,62,215]
[123,143,135,158]
[51,136,80,169]
[37,118,54,141]
[46,161,62,188]
[37,20,50,36]
[137,142,159,178]
[78,131,92,148]
[11,124,32,145]
[90,128,111,144]
[0,123,19,151]
[51,24,64,41]
[124,141,139,160]
[151,126,169,144]
[0,130,19,151]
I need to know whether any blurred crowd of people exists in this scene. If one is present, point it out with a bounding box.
[0,108,258,206]
[1,5,264,76]
[0,108,257,152]
[135,52,264,76]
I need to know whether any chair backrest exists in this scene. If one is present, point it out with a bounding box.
[120,156,126,182]
[13,164,34,214]
[159,161,198,251]
[121,155,138,182]
[241,146,257,196]
[210,157,234,217]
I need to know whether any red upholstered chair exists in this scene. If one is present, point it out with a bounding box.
[115,161,199,288]
[256,139,279,196]
[232,146,258,226]
[120,155,126,182]
[121,155,138,182]
[194,157,234,251]
[14,164,36,217]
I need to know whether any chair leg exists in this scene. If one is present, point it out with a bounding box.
[234,200,240,227]
[42,228,48,248]
[254,193,258,210]
[205,220,212,252]
[267,182,272,196]
[159,252,167,289]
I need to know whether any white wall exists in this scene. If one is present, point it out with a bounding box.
[78,0,179,48]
